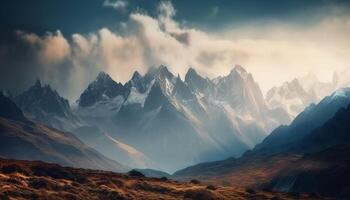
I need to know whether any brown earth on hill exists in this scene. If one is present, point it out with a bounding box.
[174,145,350,199]
[0,158,331,200]
[174,154,301,188]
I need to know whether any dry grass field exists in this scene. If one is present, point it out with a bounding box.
[0,158,332,200]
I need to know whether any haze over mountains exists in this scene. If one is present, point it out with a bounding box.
[0,93,128,172]
[2,64,350,199]
[266,69,350,119]
[8,65,349,173]
[14,65,284,172]
[2,0,350,199]
[174,87,350,199]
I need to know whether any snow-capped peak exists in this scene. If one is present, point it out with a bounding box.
[185,67,211,93]
[78,72,127,107]
[230,65,248,78]
[233,64,247,73]
[328,87,350,100]
[156,65,173,80]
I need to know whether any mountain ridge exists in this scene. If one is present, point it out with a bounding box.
[174,87,350,199]
[0,93,128,172]
[10,65,294,172]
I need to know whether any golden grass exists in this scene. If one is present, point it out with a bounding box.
[0,158,332,200]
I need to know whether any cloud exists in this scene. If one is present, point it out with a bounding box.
[16,30,70,64]
[6,1,350,100]
[103,0,128,11]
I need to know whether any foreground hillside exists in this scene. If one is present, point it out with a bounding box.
[0,158,330,200]
[175,145,350,199]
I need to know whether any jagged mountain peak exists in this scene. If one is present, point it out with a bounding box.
[14,80,71,119]
[95,71,116,84]
[217,65,258,89]
[29,78,60,97]
[325,87,350,102]
[172,75,194,100]
[78,72,128,107]
[232,64,247,74]
[31,78,44,89]
[156,65,174,80]
[185,67,201,82]
[217,65,250,84]
[185,67,212,93]
[139,65,176,97]
[146,65,174,80]
[34,78,42,87]
[131,70,142,81]
[281,78,303,91]
[227,65,249,79]
[143,81,170,110]
[125,70,146,93]
[19,79,62,99]
[265,78,316,118]
[212,65,267,117]
[185,67,197,78]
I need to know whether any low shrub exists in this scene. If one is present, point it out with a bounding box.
[184,189,216,200]
[190,179,200,184]
[1,164,27,175]
[245,188,256,194]
[206,185,217,190]
[127,170,145,177]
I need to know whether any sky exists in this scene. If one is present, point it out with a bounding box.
[1,0,350,101]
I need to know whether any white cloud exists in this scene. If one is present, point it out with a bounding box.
[15,1,350,100]
[103,0,128,11]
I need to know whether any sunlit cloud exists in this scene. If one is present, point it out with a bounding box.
[16,30,70,65]
[15,1,350,100]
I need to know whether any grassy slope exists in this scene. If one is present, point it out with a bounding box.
[0,158,329,200]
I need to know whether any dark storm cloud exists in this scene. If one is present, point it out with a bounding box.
[2,0,350,37]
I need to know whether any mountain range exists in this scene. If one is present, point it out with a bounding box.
[12,65,291,172]
[14,80,82,131]
[2,64,350,199]
[265,72,341,119]
[174,87,350,199]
